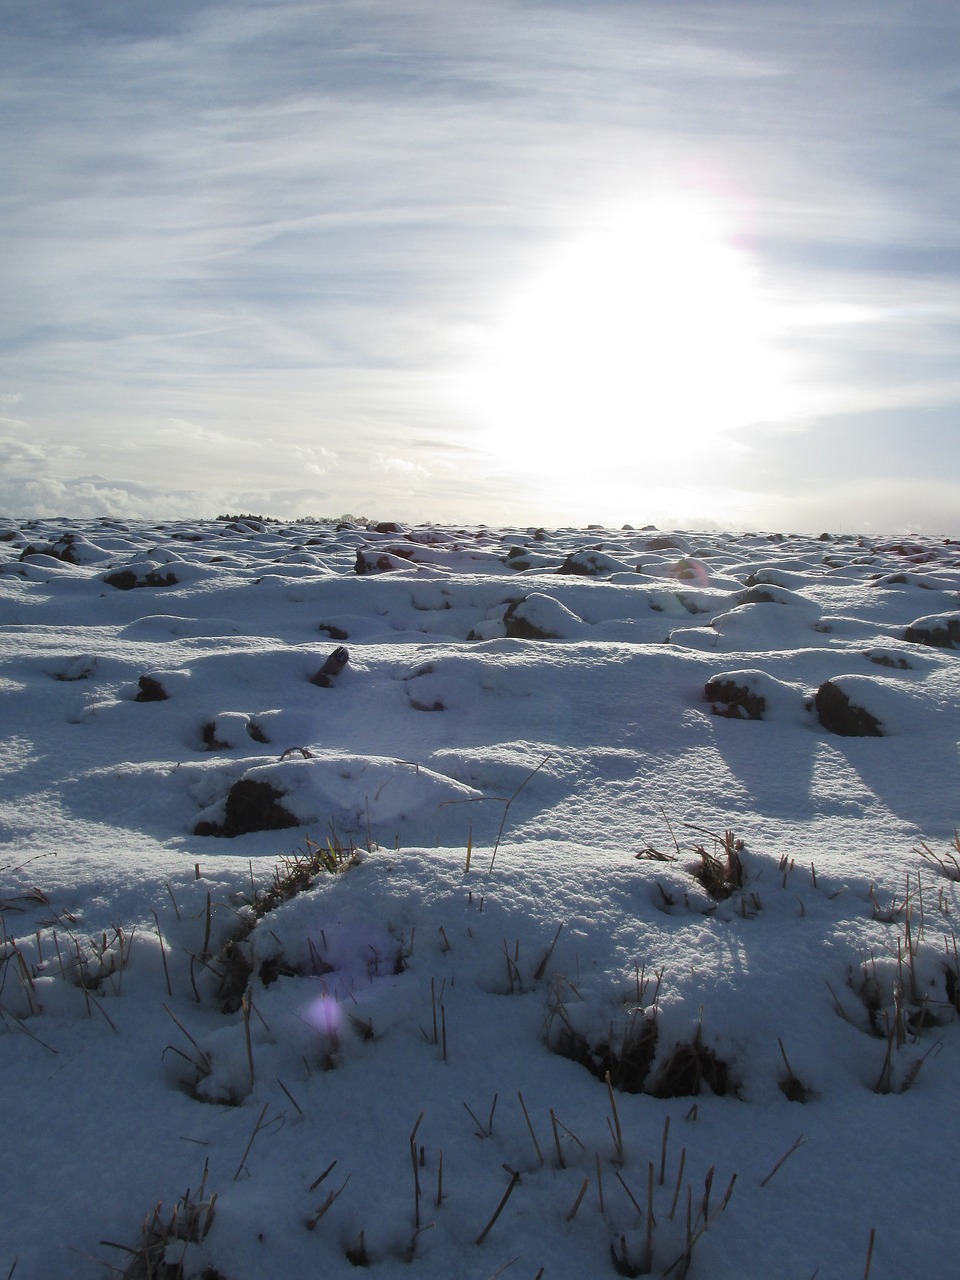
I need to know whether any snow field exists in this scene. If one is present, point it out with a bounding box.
[1,517,959,1278]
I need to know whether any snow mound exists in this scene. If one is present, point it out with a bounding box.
[193,751,483,843]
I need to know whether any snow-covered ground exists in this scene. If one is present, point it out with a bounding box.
[2,516,959,1280]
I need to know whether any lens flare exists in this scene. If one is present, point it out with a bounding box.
[304,994,341,1039]
[669,558,711,587]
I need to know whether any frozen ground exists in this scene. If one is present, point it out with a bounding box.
[1,516,959,1279]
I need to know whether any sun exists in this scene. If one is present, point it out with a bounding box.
[457,194,789,477]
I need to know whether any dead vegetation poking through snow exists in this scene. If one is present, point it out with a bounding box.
[214,833,360,1013]
[99,1159,219,1280]
[915,831,960,882]
[838,868,960,1095]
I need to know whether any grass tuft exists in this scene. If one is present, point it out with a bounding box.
[216,833,358,1012]
[686,827,745,900]
[915,833,960,881]
[100,1162,217,1279]
[545,988,660,1095]
[652,1018,733,1099]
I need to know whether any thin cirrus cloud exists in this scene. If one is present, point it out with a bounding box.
[1,0,959,532]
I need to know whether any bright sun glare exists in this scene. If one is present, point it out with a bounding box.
[459,195,790,477]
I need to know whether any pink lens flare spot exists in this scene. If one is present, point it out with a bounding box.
[670,558,710,587]
[304,995,341,1038]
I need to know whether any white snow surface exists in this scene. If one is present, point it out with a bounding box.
[1,517,960,1279]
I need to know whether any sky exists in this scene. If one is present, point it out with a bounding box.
[2,0,960,534]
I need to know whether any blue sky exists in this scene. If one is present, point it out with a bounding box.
[3,0,959,533]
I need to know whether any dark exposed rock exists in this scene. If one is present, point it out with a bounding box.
[737,583,812,608]
[222,517,269,532]
[558,552,599,576]
[737,585,780,605]
[201,722,230,750]
[864,649,912,670]
[674,593,712,615]
[354,548,415,574]
[404,662,446,711]
[103,570,139,589]
[43,533,110,565]
[404,528,455,546]
[558,549,631,576]
[704,678,766,720]
[135,676,168,702]
[504,553,533,571]
[671,559,701,581]
[815,680,883,737]
[881,541,933,560]
[318,622,349,641]
[743,571,781,588]
[53,655,97,681]
[503,546,559,572]
[503,598,557,640]
[195,779,299,838]
[310,645,350,686]
[103,567,179,590]
[903,613,960,649]
[50,535,81,564]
